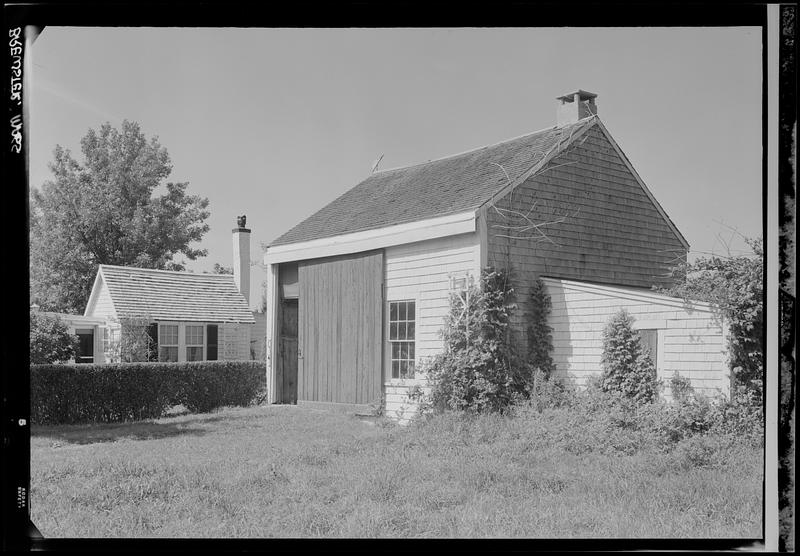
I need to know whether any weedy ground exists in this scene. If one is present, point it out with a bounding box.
[31,404,762,538]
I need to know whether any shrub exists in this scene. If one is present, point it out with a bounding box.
[600,309,660,405]
[658,237,763,399]
[423,268,525,413]
[174,361,267,413]
[525,369,576,412]
[29,311,80,364]
[668,372,695,404]
[30,360,265,425]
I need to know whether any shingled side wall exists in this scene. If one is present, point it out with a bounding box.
[486,125,687,356]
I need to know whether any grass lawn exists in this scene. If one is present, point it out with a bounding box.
[31,404,763,538]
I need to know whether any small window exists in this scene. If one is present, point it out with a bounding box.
[389,300,416,379]
[103,328,110,353]
[159,324,179,362]
[185,325,204,361]
[638,329,658,365]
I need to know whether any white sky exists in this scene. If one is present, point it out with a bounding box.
[29,27,763,308]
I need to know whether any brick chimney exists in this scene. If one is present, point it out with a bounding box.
[232,215,251,306]
[556,89,598,126]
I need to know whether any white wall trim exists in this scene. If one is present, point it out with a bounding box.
[264,211,477,265]
[632,319,668,330]
[542,277,716,312]
[265,263,280,404]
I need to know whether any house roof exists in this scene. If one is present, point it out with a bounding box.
[269,117,597,247]
[95,264,255,324]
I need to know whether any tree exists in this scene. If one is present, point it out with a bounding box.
[30,120,210,313]
[658,237,763,398]
[211,263,233,274]
[423,268,526,413]
[30,311,80,364]
[600,309,659,405]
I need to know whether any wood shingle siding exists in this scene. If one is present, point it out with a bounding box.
[544,278,728,399]
[486,126,686,356]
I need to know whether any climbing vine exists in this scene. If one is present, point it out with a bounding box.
[422,268,526,413]
[526,277,555,376]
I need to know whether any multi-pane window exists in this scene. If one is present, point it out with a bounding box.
[185,325,204,361]
[159,324,179,362]
[389,300,416,379]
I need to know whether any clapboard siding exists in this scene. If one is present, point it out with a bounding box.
[383,233,481,419]
[385,233,481,360]
[85,276,116,320]
[544,278,728,399]
[298,251,383,405]
[486,125,687,357]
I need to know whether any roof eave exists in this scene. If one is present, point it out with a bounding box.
[478,116,600,212]
[265,209,478,265]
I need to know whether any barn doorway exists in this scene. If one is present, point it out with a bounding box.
[297,250,383,407]
[279,298,298,404]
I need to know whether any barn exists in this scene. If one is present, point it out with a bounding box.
[263,90,730,422]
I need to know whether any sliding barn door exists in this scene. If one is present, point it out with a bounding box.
[298,250,383,405]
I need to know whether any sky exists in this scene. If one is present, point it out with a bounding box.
[29,27,763,309]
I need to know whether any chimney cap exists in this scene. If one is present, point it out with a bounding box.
[556,89,598,102]
[233,214,251,233]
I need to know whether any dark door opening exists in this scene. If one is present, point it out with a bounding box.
[75,328,94,364]
[279,298,298,404]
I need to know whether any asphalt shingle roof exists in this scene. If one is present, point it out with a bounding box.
[270,118,595,247]
[99,264,255,323]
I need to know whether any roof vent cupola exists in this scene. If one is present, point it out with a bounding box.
[556,89,598,126]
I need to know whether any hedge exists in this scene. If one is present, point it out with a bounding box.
[30,360,266,425]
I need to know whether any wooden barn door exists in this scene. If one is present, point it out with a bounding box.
[298,251,383,406]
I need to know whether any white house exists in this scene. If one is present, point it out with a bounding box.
[33,217,265,364]
[263,90,729,422]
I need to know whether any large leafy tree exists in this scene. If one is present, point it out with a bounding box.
[30,120,210,313]
[30,311,80,364]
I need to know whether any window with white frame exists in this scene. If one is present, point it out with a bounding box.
[389,300,416,379]
[185,325,204,361]
[158,324,179,362]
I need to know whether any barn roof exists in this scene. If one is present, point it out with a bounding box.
[269,117,597,247]
[95,265,255,323]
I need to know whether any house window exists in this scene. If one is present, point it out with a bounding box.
[389,300,416,379]
[103,328,109,353]
[158,324,179,362]
[185,325,204,361]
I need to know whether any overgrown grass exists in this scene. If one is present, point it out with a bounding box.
[31,403,763,538]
